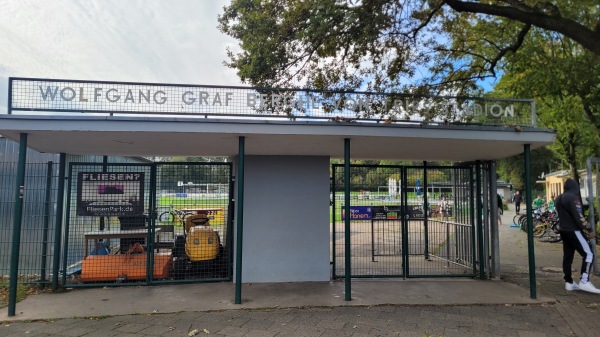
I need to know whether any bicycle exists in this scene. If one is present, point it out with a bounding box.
[159,205,194,224]
[536,218,562,243]
[532,208,557,237]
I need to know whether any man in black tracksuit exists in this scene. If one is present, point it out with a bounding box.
[555,178,600,293]
[514,191,522,214]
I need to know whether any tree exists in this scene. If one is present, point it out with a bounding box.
[218,0,600,96]
[442,0,600,56]
[496,147,558,192]
[490,26,600,181]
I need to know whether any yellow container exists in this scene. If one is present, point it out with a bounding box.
[185,226,220,261]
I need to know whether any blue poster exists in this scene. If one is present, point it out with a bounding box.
[342,206,372,220]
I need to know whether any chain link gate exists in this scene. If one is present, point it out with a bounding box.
[332,164,478,278]
[62,162,233,287]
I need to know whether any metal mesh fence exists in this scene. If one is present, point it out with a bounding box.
[155,163,232,282]
[332,165,404,278]
[332,164,476,278]
[405,167,476,277]
[62,162,232,287]
[0,162,59,285]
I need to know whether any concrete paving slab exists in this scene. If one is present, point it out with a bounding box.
[1,278,553,321]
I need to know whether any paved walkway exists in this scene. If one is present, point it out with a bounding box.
[2,205,600,336]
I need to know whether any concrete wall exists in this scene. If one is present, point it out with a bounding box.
[233,155,330,283]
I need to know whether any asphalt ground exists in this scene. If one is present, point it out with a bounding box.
[2,204,600,337]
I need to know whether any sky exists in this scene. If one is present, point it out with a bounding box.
[0,0,243,113]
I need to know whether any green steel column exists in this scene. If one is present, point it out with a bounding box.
[490,161,500,278]
[8,133,28,317]
[476,161,484,279]
[61,163,74,287]
[344,138,351,301]
[226,163,235,278]
[99,156,108,231]
[147,164,157,284]
[524,144,537,299]
[401,167,409,277]
[423,162,429,260]
[52,153,66,291]
[331,166,337,278]
[235,137,245,304]
[470,166,476,275]
[40,161,54,288]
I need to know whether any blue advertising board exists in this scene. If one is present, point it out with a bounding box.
[341,206,372,220]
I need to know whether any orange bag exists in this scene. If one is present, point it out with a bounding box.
[81,243,172,282]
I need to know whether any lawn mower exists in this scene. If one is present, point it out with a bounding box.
[171,213,227,279]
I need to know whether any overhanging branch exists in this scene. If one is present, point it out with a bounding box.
[442,0,600,56]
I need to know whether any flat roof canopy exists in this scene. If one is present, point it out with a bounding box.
[0,115,555,161]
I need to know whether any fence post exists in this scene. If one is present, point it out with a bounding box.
[8,133,28,317]
[423,162,429,260]
[490,161,500,278]
[234,136,245,304]
[40,161,54,288]
[475,161,485,280]
[52,153,66,291]
[524,144,537,299]
[344,138,351,301]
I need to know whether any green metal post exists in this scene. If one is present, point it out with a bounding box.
[52,153,66,291]
[476,161,484,279]
[8,133,28,317]
[99,156,108,231]
[147,164,157,284]
[524,144,537,299]
[470,166,476,275]
[235,137,245,304]
[40,161,54,288]
[61,163,74,287]
[331,166,337,278]
[490,161,500,278]
[344,138,351,301]
[401,166,409,277]
[226,164,235,278]
[423,162,429,260]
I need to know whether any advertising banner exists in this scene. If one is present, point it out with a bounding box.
[76,172,145,216]
[341,206,372,220]
[340,204,431,220]
[372,206,402,220]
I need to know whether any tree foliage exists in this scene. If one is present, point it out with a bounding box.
[219,0,600,96]
[489,20,600,181]
[496,147,559,192]
[219,0,600,186]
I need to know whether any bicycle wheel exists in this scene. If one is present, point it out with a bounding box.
[159,211,175,222]
[519,215,528,232]
[513,213,522,226]
[533,223,547,237]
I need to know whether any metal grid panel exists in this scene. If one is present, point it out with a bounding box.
[332,165,404,278]
[0,162,59,285]
[63,164,153,286]
[63,162,233,287]
[333,164,476,278]
[155,163,232,282]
